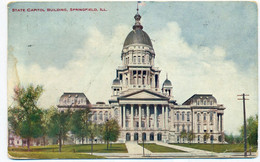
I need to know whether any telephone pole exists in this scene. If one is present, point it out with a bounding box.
[237,93,249,157]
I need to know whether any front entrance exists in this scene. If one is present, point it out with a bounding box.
[157,133,162,141]
[142,133,146,141]
[134,133,138,141]
[150,133,154,141]
[126,133,131,141]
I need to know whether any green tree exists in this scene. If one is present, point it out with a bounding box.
[225,133,235,144]
[240,114,258,146]
[102,119,120,150]
[187,131,195,144]
[70,108,90,144]
[8,84,44,151]
[180,130,187,143]
[203,132,210,143]
[88,122,101,155]
[47,107,71,152]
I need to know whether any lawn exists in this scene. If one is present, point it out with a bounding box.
[8,143,127,159]
[173,143,258,153]
[8,151,104,159]
[138,143,185,153]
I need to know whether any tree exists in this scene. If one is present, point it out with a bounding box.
[8,84,44,151]
[240,114,258,146]
[88,122,101,155]
[47,107,71,152]
[102,119,120,150]
[70,108,90,144]
[203,132,210,143]
[187,131,195,144]
[180,130,187,143]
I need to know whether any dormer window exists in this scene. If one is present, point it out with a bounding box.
[197,100,200,105]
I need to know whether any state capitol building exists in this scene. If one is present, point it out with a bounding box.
[58,11,225,144]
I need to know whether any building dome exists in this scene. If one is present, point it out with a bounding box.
[112,78,120,85]
[123,29,153,47]
[163,79,172,87]
[123,13,153,47]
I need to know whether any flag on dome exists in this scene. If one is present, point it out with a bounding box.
[138,1,146,6]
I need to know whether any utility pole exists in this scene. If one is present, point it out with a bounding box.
[237,93,249,157]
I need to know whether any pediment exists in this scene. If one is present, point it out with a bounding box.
[119,90,168,100]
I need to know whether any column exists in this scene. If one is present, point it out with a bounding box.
[139,105,141,128]
[131,105,133,129]
[154,105,157,129]
[146,105,149,128]
[123,105,126,129]
[166,106,168,129]
[220,114,223,132]
[162,106,165,129]
[135,71,138,85]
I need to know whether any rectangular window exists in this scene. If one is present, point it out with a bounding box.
[197,125,200,133]
[177,113,179,121]
[204,113,206,121]
[187,112,190,121]
[182,112,185,121]
[138,56,141,63]
[142,56,145,63]
[177,124,179,132]
[187,125,190,132]
[198,135,200,143]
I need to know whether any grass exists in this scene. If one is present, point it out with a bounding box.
[173,143,258,153]
[8,151,104,159]
[8,143,127,159]
[138,143,185,153]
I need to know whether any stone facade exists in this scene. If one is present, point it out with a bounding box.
[58,12,225,144]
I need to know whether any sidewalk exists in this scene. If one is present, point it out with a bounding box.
[125,141,152,156]
[155,141,218,157]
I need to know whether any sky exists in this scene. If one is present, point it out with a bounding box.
[7,1,258,135]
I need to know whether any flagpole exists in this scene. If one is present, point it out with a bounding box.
[137,1,139,13]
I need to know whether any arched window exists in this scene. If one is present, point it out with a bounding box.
[133,56,136,63]
[177,124,180,132]
[177,112,180,121]
[203,100,207,105]
[104,111,108,121]
[210,100,213,105]
[93,112,97,121]
[187,112,190,121]
[204,113,207,121]
[138,56,141,63]
[182,112,185,121]
[99,111,103,120]
[210,112,213,121]
[142,56,145,63]
[197,113,200,122]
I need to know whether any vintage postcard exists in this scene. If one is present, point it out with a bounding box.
[6,1,258,160]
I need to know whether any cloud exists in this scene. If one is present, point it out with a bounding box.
[152,22,258,135]
[11,22,257,135]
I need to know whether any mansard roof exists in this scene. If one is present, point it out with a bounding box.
[182,94,217,105]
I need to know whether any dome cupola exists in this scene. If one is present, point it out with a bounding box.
[123,12,153,48]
